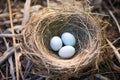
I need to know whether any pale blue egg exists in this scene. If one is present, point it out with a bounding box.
[58,46,75,58]
[50,36,63,51]
[61,32,76,46]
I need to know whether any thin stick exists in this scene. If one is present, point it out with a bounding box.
[106,39,120,63]
[0,18,23,26]
[118,48,120,51]
[0,69,5,79]
[108,10,120,33]
[95,74,110,80]
[0,44,20,65]
[47,0,50,8]
[7,0,19,80]
[0,34,22,37]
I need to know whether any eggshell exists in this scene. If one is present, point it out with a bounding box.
[50,36,63,51]
[61,32,76,46]
[58,46,75,58]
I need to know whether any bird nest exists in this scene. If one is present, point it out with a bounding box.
[23,7,102,78]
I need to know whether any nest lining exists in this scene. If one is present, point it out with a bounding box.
[23,8,101,76]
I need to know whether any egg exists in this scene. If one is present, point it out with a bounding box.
[50,36,63,51]
[58,46,75,58]
[61,32,76,46]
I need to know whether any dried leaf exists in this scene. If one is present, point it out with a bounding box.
[22,0,31,25]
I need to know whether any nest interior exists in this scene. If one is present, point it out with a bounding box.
[39,14,97,58]
[23,8,101,77]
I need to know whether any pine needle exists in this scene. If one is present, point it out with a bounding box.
[7,0,19,80]
[108,10,120,33]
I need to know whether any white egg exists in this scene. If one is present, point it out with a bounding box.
[50,36,63,51]
[61,32,76,46]
[58,46,75,58]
